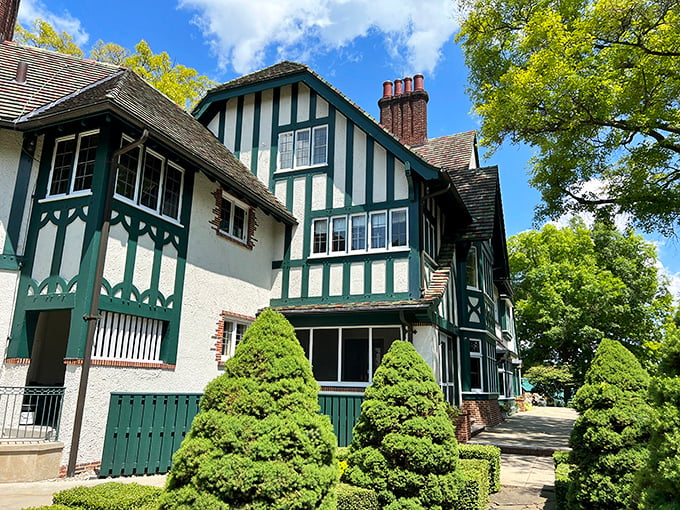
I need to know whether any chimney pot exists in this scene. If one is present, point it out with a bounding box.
[394,79,403,96]
[404,76,413,93]
[15,61,28,83]
[382,81,393,98]
[414,74,424,91]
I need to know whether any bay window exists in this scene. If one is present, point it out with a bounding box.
[47,130,99,197]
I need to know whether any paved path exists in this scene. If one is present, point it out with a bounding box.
[0,473,166,510]
[471,406,577,509]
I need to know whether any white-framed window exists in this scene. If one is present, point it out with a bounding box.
[221,320,250,361]
[93,311,165,364]
[440,334,457,405]
[114,135,184,221]
[466,247,479,288]
[47,130,100,197]
[311,208,409,256]
[295,326,401,384]
[278,125,328,170]
[469,338,483,391]
[220,192,249,242]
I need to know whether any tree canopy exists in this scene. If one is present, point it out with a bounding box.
[457,0,680,234]
[15,19,214,109]
[509,217,671,385]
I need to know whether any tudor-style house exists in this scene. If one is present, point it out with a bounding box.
[0,0,520,480]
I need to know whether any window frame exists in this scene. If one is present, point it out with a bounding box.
[277,124,329,171]
[113,135,185,223]
[389,208,408,249]
[466,246,479,289]
[350,213,367,252]
[469,338,484,392]
[221,319,250,361]
[219,191,250,243]
[369,210,388,251]
[46,129,100,199]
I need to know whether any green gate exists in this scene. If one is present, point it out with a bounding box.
[100,393,202,477]
[100,391,364,476]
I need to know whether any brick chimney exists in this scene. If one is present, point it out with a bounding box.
[0,0,20,42]
[378,74,429,146]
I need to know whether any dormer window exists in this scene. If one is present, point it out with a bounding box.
[278,125,328,170]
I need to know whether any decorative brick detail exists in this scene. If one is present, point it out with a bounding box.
[455,411,471,443]
[378,75,429,147]
[462,399,503,428]
[210,187,257,250]
[59,461,101,478]
[4,357,30,364]
[63,359,176,370]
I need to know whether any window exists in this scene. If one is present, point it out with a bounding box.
[295,327,401,384]
[466,247,478,288]
[221,320,249,360]
[469,339,483,391]
[311,208,409,256]
[47,130,99,197]
[278,125,328,170]
[93,311,165,363]
[114,136,184,221]
[220,193,249,242]
[440,334,457,404]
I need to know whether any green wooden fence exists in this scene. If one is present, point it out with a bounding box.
[100,391,364,477]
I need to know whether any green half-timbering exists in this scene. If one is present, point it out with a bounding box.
[7,119,192,364]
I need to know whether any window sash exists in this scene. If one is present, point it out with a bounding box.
[221,320,250,359]
[295,128,311,167]
[370,212,387,250]
[72,132,99,192]
[161,163,183,220]
[220,193,249,242]
[278,125,328,170]
[278,132,294,169]
[312,126,328,166]
[48,130,100,197]
[390,209,408,248]
[466,247,478,288]
[313,219,328,254]
[350,214,366,251]
[331,217,347,252]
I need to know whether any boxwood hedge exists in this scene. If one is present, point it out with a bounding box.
[51,482,161,510]
[458,443,501,493]
[456,459,490,510]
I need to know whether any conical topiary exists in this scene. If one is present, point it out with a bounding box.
[636,326,680,509]
[159,309,338,510]
[344,340,463,510]
[568,338,652,510]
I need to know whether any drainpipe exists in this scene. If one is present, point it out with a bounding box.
[67,130,148,477]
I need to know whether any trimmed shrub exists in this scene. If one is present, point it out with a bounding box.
[567,338,653,510]
[636,328,680,509]
[555,463,573,510]
[23,506,81,510]
[552,450,570,468]
[456,459,490,510]
[159,309,338,510]
[458,443,501,493]
[336,483,380,510]
[52,483,161,510]
[345,340,464,509]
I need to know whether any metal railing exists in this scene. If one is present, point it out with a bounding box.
[0,386,65,441]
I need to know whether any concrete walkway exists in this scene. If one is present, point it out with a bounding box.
[471,407,578,509]
[0,473,166,510]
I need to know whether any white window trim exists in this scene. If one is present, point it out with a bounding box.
[330,215,348,254]
[46,129,100,199]
[469,338,484,392]
[219,191,250,243]
[276,124,329,171]
[350,213,367,253]
[368,210,388,252]
[389,207,409,250]
[466,246,480,290]
[311,218,329,255]
[221,319,250,362]
[113,135,185,223]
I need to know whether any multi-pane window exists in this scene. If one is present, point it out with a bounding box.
[47,130,99,197]
[220,192,249,242]
[295,327,401,384]
[114,136,184,221]
[311,208,408,256]
[221,320,249,360]
[278,125,328,170]
[469,339,483,391]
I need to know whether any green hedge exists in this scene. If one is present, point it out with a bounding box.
[456,459,490,510]
[336,447,349,462]
[52,483,161,510]
[555,463,573,510]
[552,450,570,467]
[458,443,501,492]
[336,483,380,510]
[23,506,81,510]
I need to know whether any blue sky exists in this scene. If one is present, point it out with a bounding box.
[16,0,680,298]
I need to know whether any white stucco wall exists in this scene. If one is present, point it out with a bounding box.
[412,325,439,383]
[0,270,20,361]
[0,129,23,251]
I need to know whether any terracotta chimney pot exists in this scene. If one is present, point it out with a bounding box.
[382,80,393,98]
[404,76,413,93]
[394,79,403,96]
[414,74,425,91]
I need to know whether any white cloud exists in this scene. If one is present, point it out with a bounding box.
[179,0,459,74]
[17,0,89,47]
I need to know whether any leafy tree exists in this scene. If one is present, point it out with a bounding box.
[457,0,680,234]
[159,309,338,510]
[636,316,680,509]
[568,338,653,509]
[524,364,574,402]
[15,19,214,108]
[509,216,671,385]
[15,19,83,56]
[345,340,464,509]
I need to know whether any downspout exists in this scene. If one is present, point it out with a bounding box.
[67,130,149,477]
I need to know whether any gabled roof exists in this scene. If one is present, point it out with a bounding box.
[0,41,120,123]
[412,131,477,171]
[1,42,294,225]
[447,165,499,241]
[208,61,308,94]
